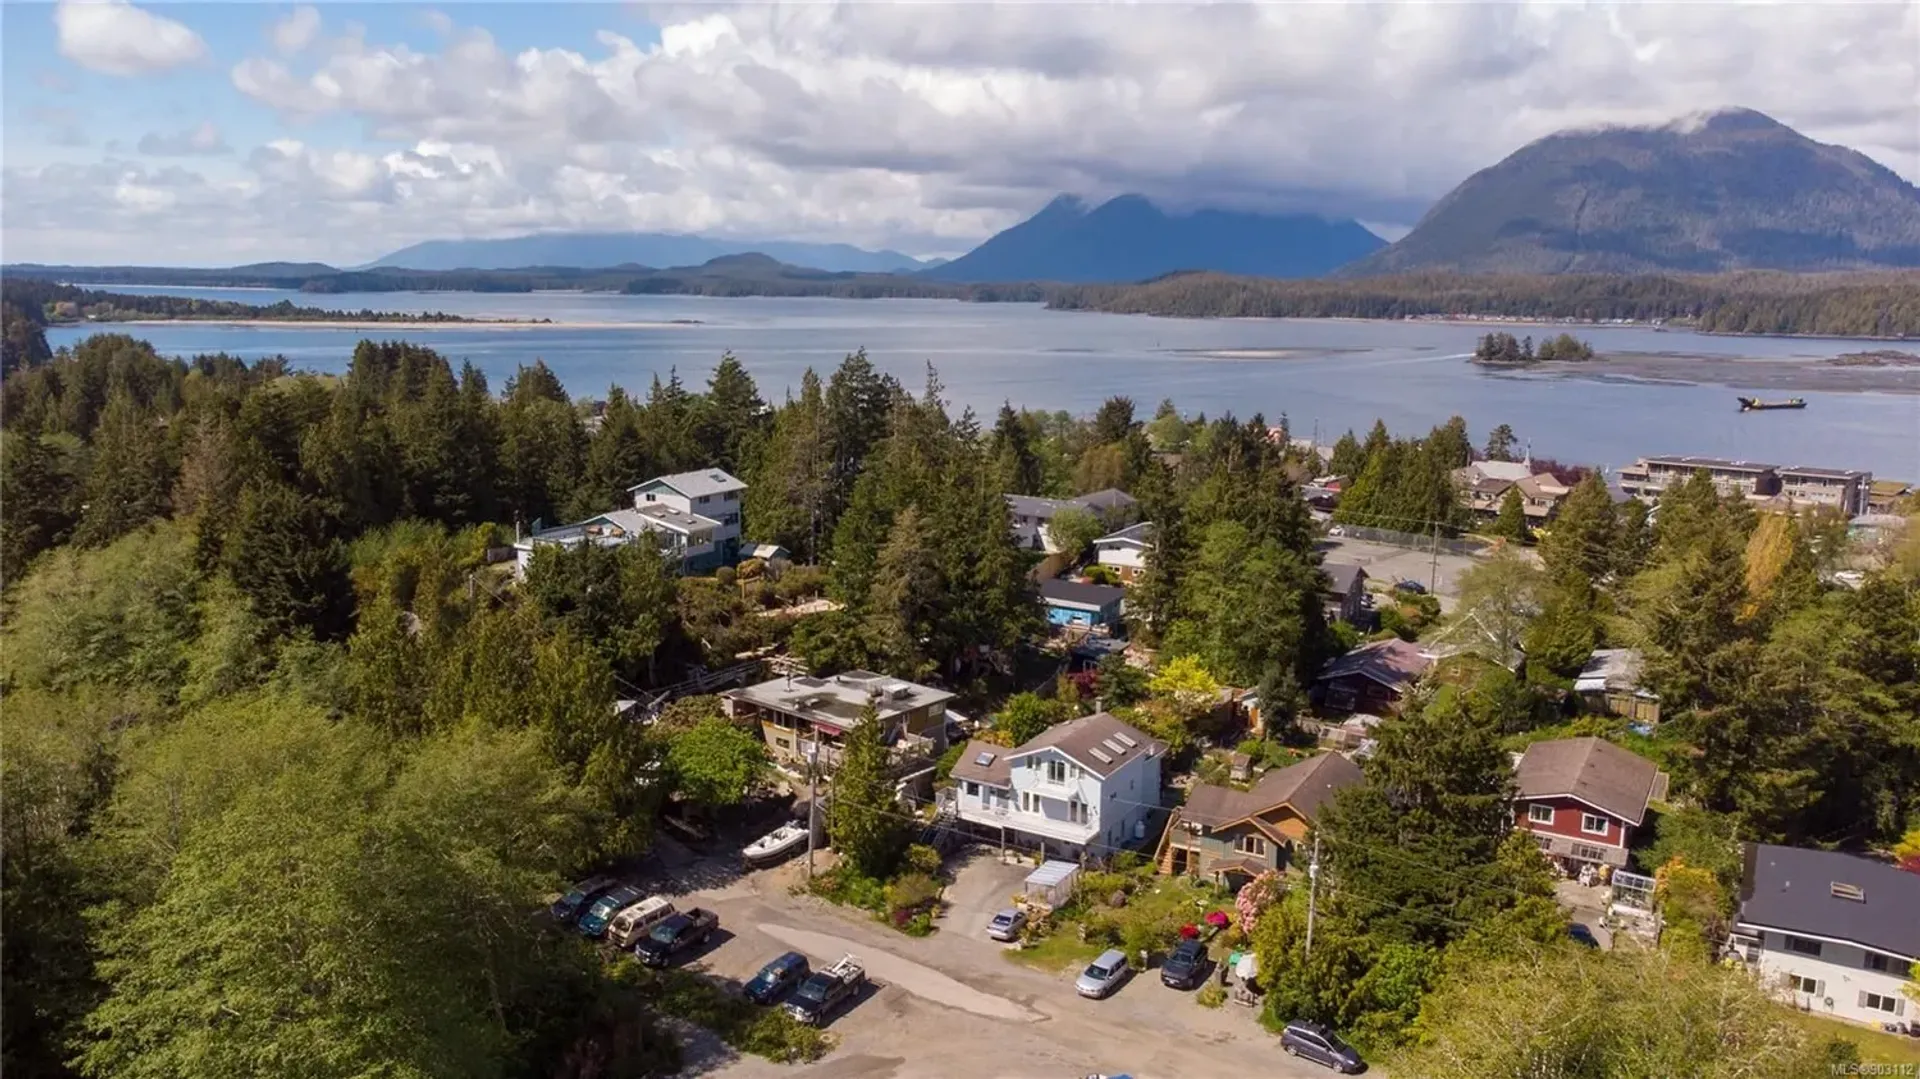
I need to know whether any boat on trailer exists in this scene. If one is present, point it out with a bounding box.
[742,820,810,867]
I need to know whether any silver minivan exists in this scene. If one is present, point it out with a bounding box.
[1074,948,1131,999]
[607,896,676,948]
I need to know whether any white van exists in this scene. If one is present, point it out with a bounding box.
[608,896,676,948]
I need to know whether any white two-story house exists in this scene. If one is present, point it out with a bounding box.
[1730,843,1917,1027]
[948,712,1164,860]
[513,467,747,576]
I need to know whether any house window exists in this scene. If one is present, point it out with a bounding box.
[1046,760,1068,784]
[1069,801,1089,825]
[1326,686,1356,711]
[697,495,711,505]
[1020,792,1038,814]
[1789,975,1820,995]
[1571,843,1608,863]
[1863,992,1900,1014]
[1864,952,1894,973]
[1534,833,1555,851]
[1580,813,1609,835]
[965,782,979,797]
[1527,804,1555,825]
[723,513,739,526]
[1784,935,1822,957]
[1236,834,1267,857]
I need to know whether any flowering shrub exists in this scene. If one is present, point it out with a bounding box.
[1235,871,1284,936]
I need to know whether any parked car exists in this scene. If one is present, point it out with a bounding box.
[550,875,618,923]
[1159,938,1210,989]
[1074,949,1131,999]
[986,908,1028,942]
[607,896,676,949]
[1568,924,1600,949]
[785,954,865,1026]
[635,909,719,967]
[745,951,812,1005]
[577,885,645,938]
[1392,578,1427,595]
[1280,1020,1364,1073]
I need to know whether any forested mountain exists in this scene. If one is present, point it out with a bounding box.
[1045,269,1920,337]
[921,194,1385,283]
[1343,108,1920,275]
[369,231,927,273]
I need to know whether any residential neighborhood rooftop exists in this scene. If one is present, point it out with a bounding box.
[1182,752,1363,829]
[1737,843,1920,961]
[1513,736,1662,826]
[949,738,1013,788]
[1039,578,1128,610]
[1777,465,1871,479]
[723,670,954,732]
[1573,648,1649,695]
[1642,455,1776,472]
[1095,521,1155,546]
[1315,638,1433,691]
[630,468,747,497]
[1009,711,1161,779]
[634,503,721,534]
[1320,561,1366,597]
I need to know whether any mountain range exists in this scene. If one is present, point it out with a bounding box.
[917,195,1385,283]
[367,232,929,274]
[1346,108,1920,275]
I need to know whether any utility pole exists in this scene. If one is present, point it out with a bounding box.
[1304,831,1322,959]
[1428,518,1441,594]
[805,736,821,880]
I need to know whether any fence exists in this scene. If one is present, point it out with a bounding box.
[1332,522,1488,557]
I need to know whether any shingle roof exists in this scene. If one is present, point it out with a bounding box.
[949,739,1012,788]
[1008,712,1161,779]
[1183,753,1363,828]
[1513,737,1660,826]
[1574,649,1649,694]
[1096,521,1155,546]
[1321,562,1366,598]
[1737,843,1920,961]
[1039,578,1126,610]
[1473,461,1536,483]
[1004,489,1137,522]
[1314,639,1432,691]
[629,468,746,497]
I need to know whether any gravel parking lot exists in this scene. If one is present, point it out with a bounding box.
[637,849,1357,1079]
[1318,535,1496,612]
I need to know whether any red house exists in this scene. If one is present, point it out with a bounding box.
[1513,737,1667,871]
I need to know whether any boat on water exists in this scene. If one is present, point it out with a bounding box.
[742,821,810,867]
[1737,397,1807,412]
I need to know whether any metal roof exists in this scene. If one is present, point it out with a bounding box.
[629,468,747,498]
[1738,843,1920,961]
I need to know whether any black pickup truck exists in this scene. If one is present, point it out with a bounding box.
[784,954,865,1026]
[634,908,719,967]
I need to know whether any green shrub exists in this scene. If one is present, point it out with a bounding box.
[900,910,936,937]
[884,871,940,911]
[904,843,944,877]
[624,966,830,1063]
[715,566,737,587]
[1122,920,1171,963]
[1109,850,1150,874]
[808,868,887,912]
[1080,913,1121,946]
[1197,983,1227,1008]
[1078,870,1136,903]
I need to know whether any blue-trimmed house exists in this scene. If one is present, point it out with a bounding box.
[1040,578,1127,630]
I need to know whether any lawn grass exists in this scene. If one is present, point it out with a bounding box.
[1785,1009,1920,1066]
[1005,871,1236,973]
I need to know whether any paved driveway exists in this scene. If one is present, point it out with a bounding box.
[939,849,1032,941]
[638,853,1362,1079]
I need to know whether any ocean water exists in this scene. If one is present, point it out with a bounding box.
[44,288,1920,480]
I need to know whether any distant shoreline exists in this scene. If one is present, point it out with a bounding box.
[92,317,683,331]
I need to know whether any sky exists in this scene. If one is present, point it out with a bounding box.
[3,1,1917,267]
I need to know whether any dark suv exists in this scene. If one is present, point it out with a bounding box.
[1159,938,1210,989]
[1280,1020,1364,1073]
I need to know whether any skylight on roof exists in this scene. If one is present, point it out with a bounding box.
[975,751,996,767]
[1088,747,1113,764]
[1112,732,1139,748]
[1101,738,1126,755]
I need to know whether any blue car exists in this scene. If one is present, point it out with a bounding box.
[745,952,811,1005]
[1569,924,1601,949]
[577,885,644,938]
[550,875,617,923]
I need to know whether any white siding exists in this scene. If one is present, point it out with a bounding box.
[1744,928,1914,1026]
[954,744,1161,857]
[1097,543,1147,572]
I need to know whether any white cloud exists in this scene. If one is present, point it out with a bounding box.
[137,121,229,156]
[270,6,322,56]
[53,0,207,77]
[11,2,1919,264]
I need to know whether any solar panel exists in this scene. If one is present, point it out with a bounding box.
[974,751,996,767]
[1088,747,1113,765]
[1112,732,1139,748]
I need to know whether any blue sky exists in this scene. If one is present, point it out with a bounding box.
[4,1,1916,267]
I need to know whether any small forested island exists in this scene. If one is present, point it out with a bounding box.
[0,279,496,328]
[1471,331,1597,365]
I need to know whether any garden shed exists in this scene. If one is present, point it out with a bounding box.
[1022,860,1081,907]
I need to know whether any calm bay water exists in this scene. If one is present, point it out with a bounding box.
[46,287,1920,480]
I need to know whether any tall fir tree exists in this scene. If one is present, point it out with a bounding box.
[827,703,908,879]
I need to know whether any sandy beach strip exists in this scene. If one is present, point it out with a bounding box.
[104,318,694,331]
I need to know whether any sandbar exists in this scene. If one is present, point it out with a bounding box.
[1484,350,1920,395]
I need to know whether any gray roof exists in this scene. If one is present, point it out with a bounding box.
[528,507,716,543]
[1039,578,1126,611]
[949,739,1012,788]
[1004,489,1137,522]
[629,468,747,498]
[1095,521,1155,547]
[1183,752,1363,828]
[1778,465,1870,481]
[1321,561,1367,598]
[1513,737,1660,825]
[1008,712,1161,779]
[1737,843,1920,960]
[723,670,954,732]
[633,503,720,535]
[1574,648,1650,694]
[1644,455,1775,474]
[1315,639,1432,691]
